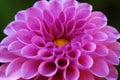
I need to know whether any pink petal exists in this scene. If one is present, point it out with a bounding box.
[33,0,49,11]
[81,42,96,53]
[38,62,57,77]
[55,57,69,69]
[77,54,93,69]
[79,71,95,80]
[88,17,107,28]
[16,29,33,44]
[11,21,28,31]
[21,60,39,79]
[43,10,53,24]
[31,36,46,48]
[54,48,65,57]
[0,48,17,62]
[92,31,108,41]
[95,44,109,56]
[67,49,81,60]
[64,6,75,21]
[26,7,42,20]
[64,65,80,80]
[6,58,26,79]
[77,3,92,11]
[8,41,25,52]
[15,10,25,20]
[26,17,40,30]
[53,19,64,38]
[0,64,8,78]
[0,35,16,47]
[64,0,77,9]
[90,58,109,77]
[3,24,15,36]
[49,0,62,18]
[59,12,66,23]
[21,45,38,58]
[106,65,118,80]
[37,49,54,61]
[105,50,119,65]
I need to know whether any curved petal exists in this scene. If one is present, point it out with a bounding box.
[90,58,109,77]
[26,7,42,20]
[38,62,57,77]
[0,64,8,79]
[43,10,53,24]
[54,48,65,57]
[81,42,96,53]
[79,71,95,80]
[15,10,25,20]
[21,45,38,58]
[33,0,49,10]
[59,12,66,23]
[8,41,25,52]
[37,49,54,61]
[55,57,69,69]
[106,65,118,80]
[11,21,28,31]
[53,19,64,38]
[77,3,92,11]
[67,49,81,60]
[77,55,93,69]
[49,0,62,18]
[95,44,109,56]
[31,36,46,48]
[0,48,17,62]
[64,65,80,80]
[34,75,48,80]
[16,29,33,44]
[26,17,41,30]
[105,50,119,65]
[92,31,108,41]
[88,17,107,28]
[21,60,39,79]
[6,58,26,79]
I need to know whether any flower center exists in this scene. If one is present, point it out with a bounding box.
[53,38,69,47]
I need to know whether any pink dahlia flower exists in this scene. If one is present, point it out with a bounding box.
[0,0,120,80]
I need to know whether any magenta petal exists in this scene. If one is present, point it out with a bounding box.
[26,7,42,19]
[79,71,95,80]
[37,49,54,60]
[59,12,66,23]
[82,42,96,53]
[90,58,109,77]
[0,48,17,62]
[0,34,16,47]
[77,3,92,11]
[38,62,57,77]
[92,31,108,41]
[105,50,119,65]
[34,75,48,80]
[6,58,26,79]
[21,45,38,58]
[64,6,75,21]
[78,55,93,69]
[31,36,46,48]
[49,0,62,18]
[11,21,28,31]
[34,0,48,10]
[26,17,40,30]
[51,70,64,80]
[0,64,8,79]
[15,10,25,20]
[55,57,69,69]
[43,10,53,24]
[53,19,64,38]
[95,44,108,56]
[88,17,107,28]
[106,65,118,80]
[16,29,33,44]
[8,41,24,52]
[64,65,80,80]
[67,49,81,60]
[21,60,39,79]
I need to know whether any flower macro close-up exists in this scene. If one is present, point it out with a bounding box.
[0,0,120,80]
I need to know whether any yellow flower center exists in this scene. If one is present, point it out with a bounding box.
[53,38,70,47]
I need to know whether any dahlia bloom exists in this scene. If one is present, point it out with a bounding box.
[0,0,120,80]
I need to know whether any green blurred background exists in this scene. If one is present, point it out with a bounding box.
[0,0,120,79]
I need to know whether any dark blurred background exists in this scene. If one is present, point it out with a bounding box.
[0,0,120,79]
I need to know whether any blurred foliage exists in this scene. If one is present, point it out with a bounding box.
[0,0,120,79]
